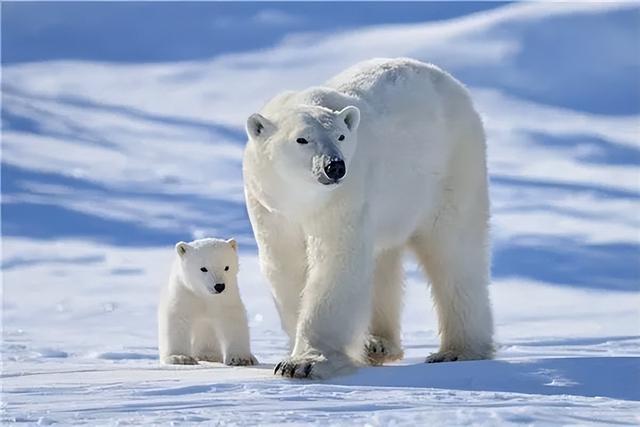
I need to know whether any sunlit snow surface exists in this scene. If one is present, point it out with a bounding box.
[2,2,640,425]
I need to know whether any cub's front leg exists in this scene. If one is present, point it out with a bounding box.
[216,303,257,366]
[274,209,374,379]
[192,321,223,363]
[158,304,198,365]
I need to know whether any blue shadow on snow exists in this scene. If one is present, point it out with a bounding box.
[492,236,640,292]
[330,356,640,401]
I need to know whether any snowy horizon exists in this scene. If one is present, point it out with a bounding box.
[2,2,639,425]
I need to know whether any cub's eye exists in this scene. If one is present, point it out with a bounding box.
[296,138,308,145]
[338,134,345,141]
[200,267,208,272]
[224,266,229,271]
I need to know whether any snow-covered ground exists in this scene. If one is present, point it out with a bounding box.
[2,2,639,425]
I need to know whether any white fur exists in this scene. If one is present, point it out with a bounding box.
[158,238,256,366]
[243,58,493,378]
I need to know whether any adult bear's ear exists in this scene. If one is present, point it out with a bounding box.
[175,241,191,257]
[226,238,238,252]
[246,113,275,140]
[337,106,360,132]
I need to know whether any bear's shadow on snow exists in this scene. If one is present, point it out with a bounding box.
[326,356,640,401]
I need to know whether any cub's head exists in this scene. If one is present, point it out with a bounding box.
[174,238,238,297]
[246,104,360,188]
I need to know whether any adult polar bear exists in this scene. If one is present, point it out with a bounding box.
[243,58,493,378]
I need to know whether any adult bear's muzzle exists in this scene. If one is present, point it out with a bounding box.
[313,153,346,185]
[324,159,346,182]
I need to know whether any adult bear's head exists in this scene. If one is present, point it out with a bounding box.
[245,104,360,188]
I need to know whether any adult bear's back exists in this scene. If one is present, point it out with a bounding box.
[325,57,467,120]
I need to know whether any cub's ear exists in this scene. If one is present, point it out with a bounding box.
[175,241,191,257]
[337,106,360,132]
[246,113,275,140]
[227,238,238,252]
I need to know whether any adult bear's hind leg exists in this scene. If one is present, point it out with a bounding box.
[410,220,494,363]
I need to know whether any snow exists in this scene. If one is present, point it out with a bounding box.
[2,2,639,425]
[3,245,639,424]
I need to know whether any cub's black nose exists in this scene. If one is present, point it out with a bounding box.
[324,160,346,181]
[214,283,226,293]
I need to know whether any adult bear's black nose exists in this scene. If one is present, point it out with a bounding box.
[324,160,346,181]
[214,283,225,293]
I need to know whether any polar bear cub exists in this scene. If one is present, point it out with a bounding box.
[158,238,257,366]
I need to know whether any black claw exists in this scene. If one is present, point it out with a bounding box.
[304,363,313,377]
[274,362,282,374]
[288,364,297,378]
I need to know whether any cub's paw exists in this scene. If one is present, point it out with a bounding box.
[364,335,403,366]
[274,353,355,379]
[163,354,198,365]
[196,354,223,363]
[225,354,258,366]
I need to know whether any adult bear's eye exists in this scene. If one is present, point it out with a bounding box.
[224,266,229,271]
[338,135,345,141]
[296,138,308,144]
[200,267,208,272]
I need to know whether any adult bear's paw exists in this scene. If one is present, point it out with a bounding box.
[426,350,460,363]
[426,346,493,363]
[274,353,355,379]
[364,335,404,366]
[225,353,258,366]
[163,354,199,365]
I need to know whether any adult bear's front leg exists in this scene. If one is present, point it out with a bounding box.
[245,191,307,342]
[274,209,374,379]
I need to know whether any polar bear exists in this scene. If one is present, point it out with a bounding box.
[158,238,257,366]
[243,58,493,378]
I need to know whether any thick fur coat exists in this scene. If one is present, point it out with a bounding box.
[243,58,493,378]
